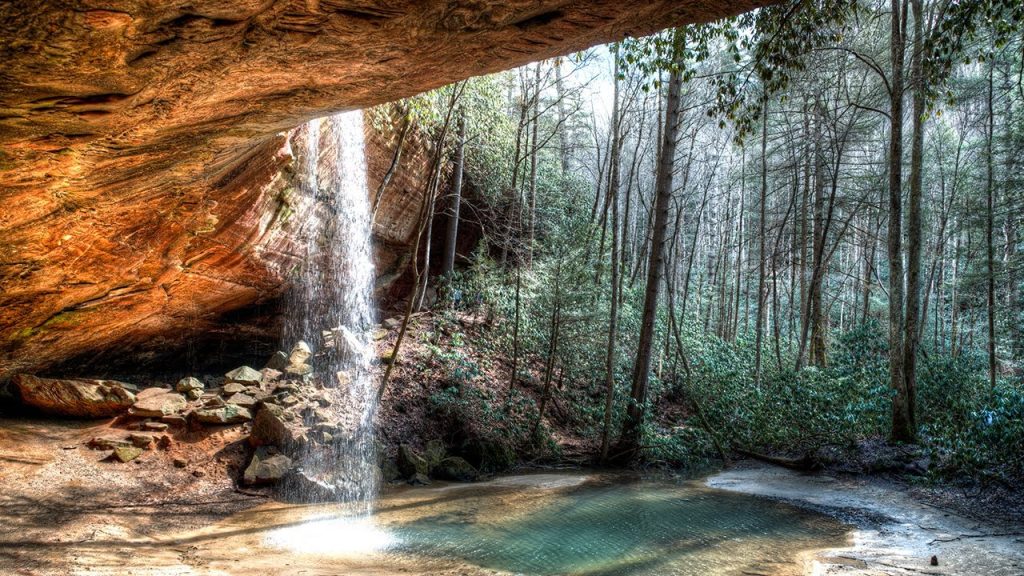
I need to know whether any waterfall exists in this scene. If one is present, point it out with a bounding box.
[283,110,379,513]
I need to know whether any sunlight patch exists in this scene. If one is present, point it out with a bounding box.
[265,515,399,556]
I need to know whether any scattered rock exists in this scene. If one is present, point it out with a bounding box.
[157,435,172,449]
[222,382,247,396]
[930,556,939,566]
[261,368,282,382]
[112,446,143,463]
[378,352,395,365]
[278,394,299,407]
[192,470,205,478]
[433,457,479,482]
[229,393,257,408]
[243,447,293,485]
[204,396,226,408]
[128,433,154,449]
[141,421,168,432]
[131,392,187,418]
[12,375,136,418]
[173,457,187,468]
[225,366,262,384]
[383,317,402,330]
[160,414,187,427]
[88,436,132,450]
[175,377,205,395]
[193,404,252,424]
[397,444,429,478]
[265,351,289,371]
[372,328,389,340]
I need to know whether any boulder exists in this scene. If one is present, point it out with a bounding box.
[462,436,517,473]
[249,404,298,448]
[12,375,136,418]
[285,363,313,377]
[131,392,187,418]
[433,457,479,482]
[424,440,446,469]
[331,326,363,358]
[175,377,205,394]
[285,341,313,376]
[225,366,262,384]
[111,446,143,462]
[243,447,292,485]
[282,469,338,502]
[380,458,402,483]
[288,341,312,366]
[265,351,289,371]
[397,444,429,478]
[193,404,251,424]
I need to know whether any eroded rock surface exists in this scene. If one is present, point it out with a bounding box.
[0,1,769,380]
[12,374,136,418]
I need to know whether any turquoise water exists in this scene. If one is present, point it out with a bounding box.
[387,476,848,575]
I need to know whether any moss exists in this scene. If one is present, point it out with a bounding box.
[8,327,37,343]
[42,310,85,328]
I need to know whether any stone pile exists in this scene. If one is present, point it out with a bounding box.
[12,335,481,488]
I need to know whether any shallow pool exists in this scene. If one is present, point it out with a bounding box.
[267,472,850,576]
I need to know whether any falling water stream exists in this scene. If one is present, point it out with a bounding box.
[282,110,379,511]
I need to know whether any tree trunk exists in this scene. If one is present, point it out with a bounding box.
[617,31,683,462]
[888,0,913,443]
[601,54,623,463]
[986,63,997,390]
[441,113,466,278]
[754,109,768,386]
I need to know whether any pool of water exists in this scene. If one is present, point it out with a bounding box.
[266,472,850,576]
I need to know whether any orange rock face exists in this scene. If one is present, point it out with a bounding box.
[0,1,771,379]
